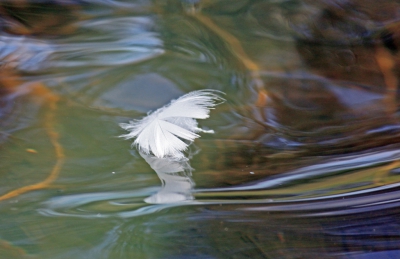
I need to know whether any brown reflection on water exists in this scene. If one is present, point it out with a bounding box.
[0,1,81,36]
[180,0,400,188]
[0,2,76,200]
[295,0,400,114]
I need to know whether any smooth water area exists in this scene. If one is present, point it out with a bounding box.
[1,0,400,258]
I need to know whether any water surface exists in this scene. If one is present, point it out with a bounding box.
[1,0,400,258]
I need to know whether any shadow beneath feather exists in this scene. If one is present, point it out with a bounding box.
[140,152,194,204]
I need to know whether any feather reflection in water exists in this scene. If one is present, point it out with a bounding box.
[140,152,194,204]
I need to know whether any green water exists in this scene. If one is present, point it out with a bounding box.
[1,0,400,258]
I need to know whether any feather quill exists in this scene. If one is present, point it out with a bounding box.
[119,89,225,159]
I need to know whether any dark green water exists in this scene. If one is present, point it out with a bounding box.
[1,0,400,258]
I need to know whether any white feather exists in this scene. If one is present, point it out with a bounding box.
[119,89,225,159]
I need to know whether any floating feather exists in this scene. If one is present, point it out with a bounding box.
[119,89,225,159]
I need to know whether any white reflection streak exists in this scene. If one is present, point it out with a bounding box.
[140,152,194,204]
[0,35,53,71]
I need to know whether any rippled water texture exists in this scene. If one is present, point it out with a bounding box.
[1,0,400,258]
